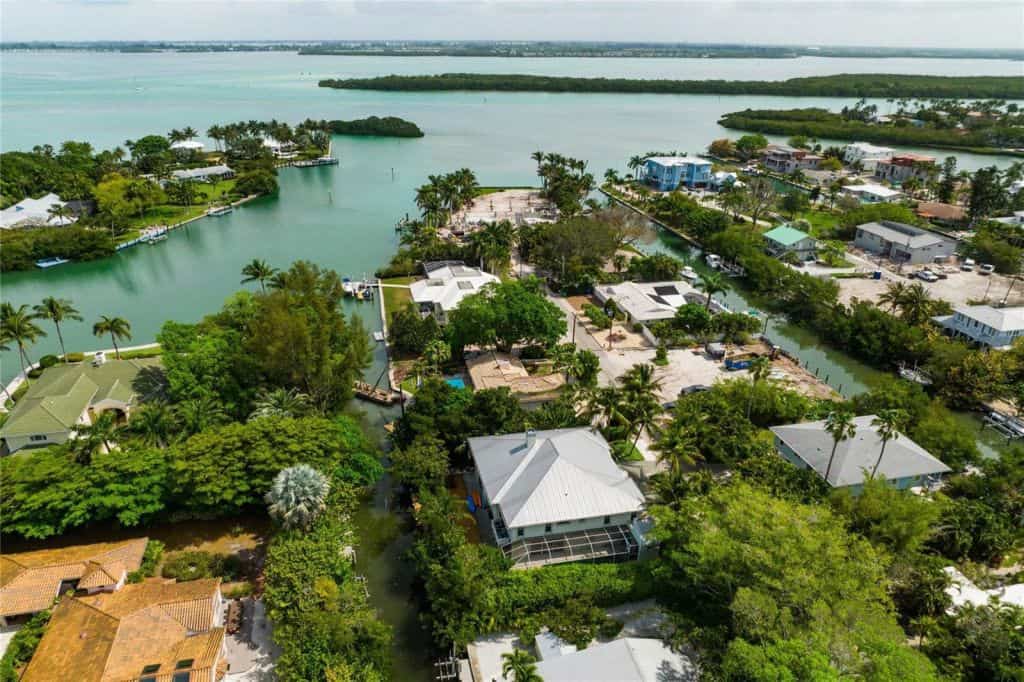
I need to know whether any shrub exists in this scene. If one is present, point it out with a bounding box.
[38,355,59,369]
[519,345,548,360]
[161,551,243,582]
[26,368,43,379]
[63,352,85,363]
[127,539,165,583]
[0,610,50,682]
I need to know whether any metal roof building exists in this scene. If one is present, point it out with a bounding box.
[770,415,950,490]
[535,637,699,682]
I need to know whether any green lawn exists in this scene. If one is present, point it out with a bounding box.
[115,179,240,239]
[790,208,840,237]
[473,186,539,197]
[381,276,416,320]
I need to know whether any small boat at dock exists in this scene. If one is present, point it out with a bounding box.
[147,234,168,244]
[207,205,233,216]
[681,265,698,281]
[35,256,70,269]
[705,254,722,269]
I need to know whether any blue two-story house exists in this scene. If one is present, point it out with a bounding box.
[933,304,1024,350]
[642,156,713,191]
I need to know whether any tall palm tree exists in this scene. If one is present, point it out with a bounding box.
[899,283,935,326]
[501,650,542,682]
[1,304,47,380]
[823,410,857,485]
[34,297,82,362]
[129,401,177,448]
[177,395,228,436]
[92,316,132,359]
[877,281,909,313]
[249,388,312,421]
[620,363,664,451]
[696,271,728,310]
[182,126,198,141]
[746,356,772,420]
[71,411,119,465]
[870,409,907,478]
[47,203,71,225]
[240,259,278,293]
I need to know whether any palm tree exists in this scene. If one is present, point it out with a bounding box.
[877,282,909,313]
[620,363,664,452]
[177,395,228,436]
[266,465,330,530]
[249,388,312,421]
[870,409,907,478]
[897,283,934,326]
[47,202,71,226]
[696,271,728,310]
[240,259,278,293]
[34,297,82,362]
[501,649,542,682]
[92,316,132,359]
[71,411,119,464]
[1,304,47,380]
[628,154,644,179]
[746,356,772,420]
[129,401,177,448]
[182,126,198,141]
[823,410,857,485]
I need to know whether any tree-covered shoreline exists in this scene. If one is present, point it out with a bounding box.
[327,116,424,138]
[319,73,1024,99]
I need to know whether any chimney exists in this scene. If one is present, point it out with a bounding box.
[525,430,537,449]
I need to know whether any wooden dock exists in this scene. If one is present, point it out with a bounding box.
[353,380,397,405]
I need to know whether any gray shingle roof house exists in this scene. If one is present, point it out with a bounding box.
[770,415,950,491]
[468,428,646,568]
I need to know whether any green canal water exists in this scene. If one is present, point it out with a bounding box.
[2,52,1020,677]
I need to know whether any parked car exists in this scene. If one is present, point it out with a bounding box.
[961,258,976,271]
[917,270,939,283]
[680,384,711,396]
[980,263,996,275]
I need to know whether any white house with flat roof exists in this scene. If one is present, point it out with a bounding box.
[0,193,76,230]
[994,210,1024,227]
[594,280,703,324]
[933,305,1024,350]
[842,183,905,204]
[410,262,499,325]
[854,220,956,265]
[770,415,951,492]
[468,428,646,568]
[170,164,235,182]
[842,142,895,171]
[170,139,205,153]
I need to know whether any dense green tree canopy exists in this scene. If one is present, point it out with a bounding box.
[447,277,566,352]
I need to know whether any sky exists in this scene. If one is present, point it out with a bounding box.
[1,0,1022,48]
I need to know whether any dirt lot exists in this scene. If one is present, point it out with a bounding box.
[836,267,1024,308]
[450,188,556,227]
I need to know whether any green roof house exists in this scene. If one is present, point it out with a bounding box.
[763,225,817,261]
[0,357,161,454]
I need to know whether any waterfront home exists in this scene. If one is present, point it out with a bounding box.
[771,415,950,491]
[944,567,1024,612]
[170,164,235,182]
[641,156,712,191]
[409,261,500,325]
[842,142,895,172]
[874,153,936,184]
[709,170,739,191]
[20,576,225,682]
[0,357,162,454]
[762,225,817,261]
[916,201,967,225]
[465,352,565,404]
[842,183,904,204]
[853,220,956,265]
[595,280,715,325]
[994,210,1024,227]
[0,538,148,626]
[0,193,76,230]
[262,136,298,159]
[762,144,822,174]
[467,428,646,568]
[169,139,205,154]
[933,304,1024,350]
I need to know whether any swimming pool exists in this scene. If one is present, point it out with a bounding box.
[445,376,467,389]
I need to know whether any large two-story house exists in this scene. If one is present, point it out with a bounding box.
[409,261,500,325]
[641,157,712,191]
[933,304,1024,350]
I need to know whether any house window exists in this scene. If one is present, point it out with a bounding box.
[175,660,194,670]
[603,516,611,525]
[516,528,524,537]
[172,674,190,682]
[29,435,47,442]
[544,524,552,533]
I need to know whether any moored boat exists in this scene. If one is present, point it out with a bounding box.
[207,205,233,216]
[35,256,70,269]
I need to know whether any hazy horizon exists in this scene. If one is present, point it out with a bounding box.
[2,1,1021,50]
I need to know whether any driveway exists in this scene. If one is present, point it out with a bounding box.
[225,598,280,682]
[0,625,21,660]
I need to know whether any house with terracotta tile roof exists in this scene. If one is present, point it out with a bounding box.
[20,577,225,682]
[0,538,148,626]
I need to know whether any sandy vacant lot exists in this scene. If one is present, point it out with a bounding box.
[450,188,556,227]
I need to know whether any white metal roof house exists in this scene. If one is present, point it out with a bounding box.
[933,304,1024,350]
[410,262,499,324]
[169,139,205,152]
[770,415,950,492]
[0,193,76,230]
[467,428,646,568]
[535,637,699,682]
[170,164,235,182]
[842,183,905,204]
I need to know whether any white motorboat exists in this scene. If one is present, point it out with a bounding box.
[681,265,698,281]
[705,254,722,269]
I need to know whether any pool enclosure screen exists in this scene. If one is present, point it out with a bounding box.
[503,525,639,568]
